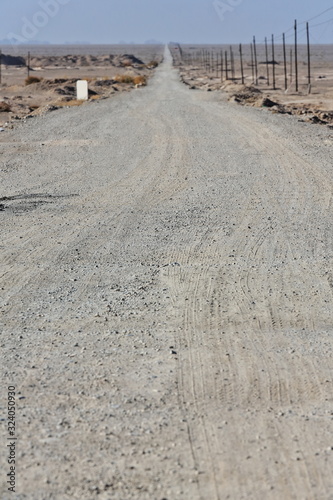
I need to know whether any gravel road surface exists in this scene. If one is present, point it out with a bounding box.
[1,48,333,500]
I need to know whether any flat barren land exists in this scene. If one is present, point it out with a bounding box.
[0,44,164,125]
[176,44,333,125]
[1,47,333,500]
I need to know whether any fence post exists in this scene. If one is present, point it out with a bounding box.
[220,50,224,82]
[27,51,31,78]
[307,22,311,94]
[253,36,258,85]
[265,37,270,85]
[225,51,228,80]
[230,46,235,80]
[283,33,287,90]
[239,43,244,85]
[294,19,298,92]
[271,34,276,90]
[250,43,254,84]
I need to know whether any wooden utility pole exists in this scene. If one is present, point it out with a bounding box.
[225,51,228,80]
[307,22,311,93]
[0,49,2,85]
[294,19,298,92]
[253,36,258,85]
[265,37,269,85]
[271,34,276,90]
[290,49,293,82]
[283,33,287,90]
[220,50,224,82]
[229,46,235,80]
[239,43,244,85]
[27,51,31,78]
[250,43,254,84]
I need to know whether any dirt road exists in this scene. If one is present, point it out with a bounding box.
[1,47,333,500]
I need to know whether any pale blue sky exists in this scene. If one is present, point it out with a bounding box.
[1,0,333,44]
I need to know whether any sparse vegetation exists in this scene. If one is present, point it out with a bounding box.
[114,74,147,86]
[114,74,136,84]
[133,75,147,86]
[25,76,42,86]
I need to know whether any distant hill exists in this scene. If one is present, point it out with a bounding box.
[0,39,50,45]
[144,39,163,45]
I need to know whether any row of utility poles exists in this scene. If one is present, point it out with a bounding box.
[177,19,311,93]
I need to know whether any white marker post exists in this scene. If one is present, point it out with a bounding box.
[76,80,88,100]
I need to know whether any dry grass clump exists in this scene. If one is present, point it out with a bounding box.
[133,75,147,86]
[114,74,136,84]
[80,77,94,83]
[114,74,147,86]
[25,76,42,86]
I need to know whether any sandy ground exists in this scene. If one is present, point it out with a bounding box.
[173,44,333,125]
[1,47,333,500]
[0,45,163,126]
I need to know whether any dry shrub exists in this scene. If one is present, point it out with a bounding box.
[0,101,11,112]
[133,75,147,86]
[25,76,42,85]
[114,74,147,85]
[114,74,135,84]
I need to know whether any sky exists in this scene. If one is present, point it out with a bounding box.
[1,0,333,45]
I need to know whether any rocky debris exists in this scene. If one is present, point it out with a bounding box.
[30,55,112,68]
[227,85,333,125]
[54,85,76,96]
[113,54,144,67]
[228,86,263,105]
[0,101,12,112]
[0,72,150,127]
[259,97,279,108]
[28,53,147,69]
[0,54,26,66]
[95,79,116,87]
